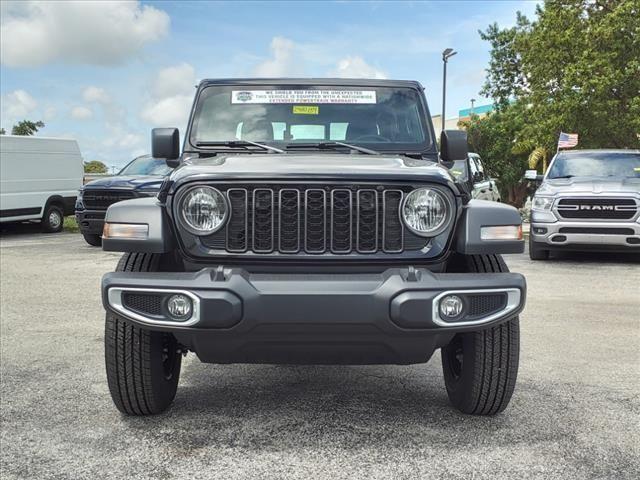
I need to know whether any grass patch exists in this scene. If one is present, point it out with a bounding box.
[64,216,80,233]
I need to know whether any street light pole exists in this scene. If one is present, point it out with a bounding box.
[441,48,457,132]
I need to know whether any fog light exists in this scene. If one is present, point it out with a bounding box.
[439,295,464,320]
[166,294,192,320]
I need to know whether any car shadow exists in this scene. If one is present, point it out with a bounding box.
[549,250,640,264]
[0,221,46,236]
[118,360,533,451]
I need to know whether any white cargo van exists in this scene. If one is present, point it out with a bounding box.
[0,135,83,232]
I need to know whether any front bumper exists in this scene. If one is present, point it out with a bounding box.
[531,220,640,249]
[76,210,106,235]
[102,267,526,364]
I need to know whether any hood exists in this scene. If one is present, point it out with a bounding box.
[169,153,455,187]
[83,175,165,191]
[538,177,640,196]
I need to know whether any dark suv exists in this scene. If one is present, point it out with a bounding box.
[76,155,172,246]
[100,79,526,416]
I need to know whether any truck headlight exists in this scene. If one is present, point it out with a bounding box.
[179,186,227,235]
[532,196,554,211]
[402,188,451,236]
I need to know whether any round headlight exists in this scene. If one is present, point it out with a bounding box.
[179,186,227,234]
[402,188,450,236]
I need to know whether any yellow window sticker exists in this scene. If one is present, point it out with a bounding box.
[293,105,319,115]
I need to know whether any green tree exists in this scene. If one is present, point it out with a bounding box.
[472,0,640,206]
[11,120,45,136]
[521,0,640,150]
[84,160,108,174]
[481,0,640,152]
[461,105,530,205]
[0,128,5,135]
[479,13,531,110]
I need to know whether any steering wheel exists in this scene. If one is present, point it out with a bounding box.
[352,134,391,142]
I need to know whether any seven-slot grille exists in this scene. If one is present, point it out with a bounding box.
[200,185,432,254]
[83,190,135,210]
[556,198,638,220]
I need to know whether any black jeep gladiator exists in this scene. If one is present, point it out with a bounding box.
[101,79,526,416]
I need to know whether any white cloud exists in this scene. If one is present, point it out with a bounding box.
[153,63,196,98]
[141,96,192,127]
[250,36,386,80]
[43,106,57,121]
[141,63,196,127]
[83,86,111,104]
[118,133,143,149]
[1,89,41,130]
[103,130,143,149]
[1,1,170,67]
[2,90,37,119]
[252,37,302,77]
[329,56,387,79]
[70,106,93,120]
[101,121,144,152]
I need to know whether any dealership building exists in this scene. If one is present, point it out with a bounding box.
[431,103,493,131]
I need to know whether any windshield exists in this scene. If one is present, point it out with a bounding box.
[118,156,172,176]
[189,85,432,152]
[547,152,640,179]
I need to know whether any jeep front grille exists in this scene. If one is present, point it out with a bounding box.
[83,190,135,210]
[200,185,430,254]
[556,198,638,220]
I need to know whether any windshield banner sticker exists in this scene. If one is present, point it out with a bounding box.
[232,90,377,104]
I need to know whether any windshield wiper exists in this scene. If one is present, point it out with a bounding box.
[195,140,284,153]
[548,175,575,179]
[287,142,380,155]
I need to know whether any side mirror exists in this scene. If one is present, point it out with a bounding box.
[524,169,544,182]
[440,130,469,162]
[152,128,180,168]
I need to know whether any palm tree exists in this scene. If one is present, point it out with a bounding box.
[527,146,550,172]
[512,139,550,173]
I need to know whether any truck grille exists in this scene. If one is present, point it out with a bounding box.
[83,190,135,210]
[201,185,431,254]
[556,198,638,220]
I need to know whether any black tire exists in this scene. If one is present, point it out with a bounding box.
[82,233,102,247]
[441,254,520,415]
[529,234,550,260]
[41,204,64,233]
[105,253,182,415]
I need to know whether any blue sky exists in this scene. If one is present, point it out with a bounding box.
[0,0,538,169]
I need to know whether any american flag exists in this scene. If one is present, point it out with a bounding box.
[558,132,579,149]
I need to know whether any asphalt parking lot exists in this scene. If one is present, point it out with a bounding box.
[1,227,639,480]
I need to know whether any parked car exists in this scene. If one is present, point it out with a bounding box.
[75,155,172,246]
[0,135,83,232]
[100,78,526,416]
[449,153,501,202]
[526,149,640,259]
